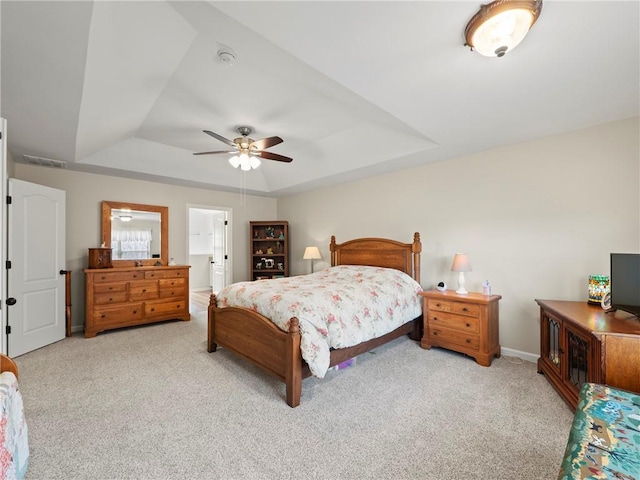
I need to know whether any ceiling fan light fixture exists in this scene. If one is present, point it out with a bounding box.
[249,156,261,169]
[228,155,240,168]
[464,0,542,57]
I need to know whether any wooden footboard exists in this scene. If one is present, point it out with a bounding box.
[208,294,421,407]
[208,294,303,407]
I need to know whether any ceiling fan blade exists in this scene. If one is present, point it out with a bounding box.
[256,150,293,163]
[203,130,236,147]
[250,136,283,151]
[193,150,236,156]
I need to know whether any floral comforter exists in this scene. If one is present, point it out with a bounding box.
[0,372,28,480]
[217,265,423,378]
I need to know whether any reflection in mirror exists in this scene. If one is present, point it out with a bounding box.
[110,209,161,260]
[101,201,169,267]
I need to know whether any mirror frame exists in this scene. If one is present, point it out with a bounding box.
[101,200,169,267]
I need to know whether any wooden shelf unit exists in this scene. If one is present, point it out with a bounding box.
[535,299,640,410]
[250,221,289,281]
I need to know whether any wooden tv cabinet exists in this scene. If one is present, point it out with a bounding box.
[85,265,190,337]
[535,299,640,410]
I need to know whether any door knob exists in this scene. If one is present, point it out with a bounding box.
[59,270,68,275]
[6,298,17,306]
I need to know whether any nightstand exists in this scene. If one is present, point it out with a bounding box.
[420,290,501,366]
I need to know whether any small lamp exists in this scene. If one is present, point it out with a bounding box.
[588,275,609,305]
[451,253,472,295]
[303,246,321,273]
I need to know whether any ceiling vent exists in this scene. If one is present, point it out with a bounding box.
[22,155,67,168]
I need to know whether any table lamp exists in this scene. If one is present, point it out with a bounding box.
[303,246,321,273]
[451,253,472,294]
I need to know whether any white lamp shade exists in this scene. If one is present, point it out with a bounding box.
[451,253,472,272]
[303,246,321,260]
[228,155,240,168]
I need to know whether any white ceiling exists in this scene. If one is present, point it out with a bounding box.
[2,1,638,197]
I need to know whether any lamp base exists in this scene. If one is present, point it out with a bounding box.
[455,287,468,295]
[456,271,468,295]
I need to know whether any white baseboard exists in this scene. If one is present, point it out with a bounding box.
[500,347,539,365]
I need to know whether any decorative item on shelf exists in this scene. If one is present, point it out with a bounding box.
[277,262,284,270]
[482,280,491,296]
[264,259,275,269]
[275,241,281,252]
[255,249,263,255]
[255,262,262,270]
[303,246,322,273]
[265,227,275,238]
[588,275,609,305]
[266,247,274,255]
[154,261,162,266]
[279,231,285,239]
[451,253,472,295]
[168,258,176,266]
[464,0,543,58]
[601,292,613,311]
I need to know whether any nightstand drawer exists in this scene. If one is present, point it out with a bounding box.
[451,302,480,317]
[428,312,479,333]
[427,299,452,312]
[428,326,479,350]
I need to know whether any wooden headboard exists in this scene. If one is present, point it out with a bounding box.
[330,232,421,283]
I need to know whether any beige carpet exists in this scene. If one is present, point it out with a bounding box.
[15,312,574,480]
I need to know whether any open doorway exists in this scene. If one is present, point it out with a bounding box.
[187,205,231,313]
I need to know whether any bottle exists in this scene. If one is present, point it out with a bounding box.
[482,280,491,296]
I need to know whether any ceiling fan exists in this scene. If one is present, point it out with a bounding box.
[193,126,293,171]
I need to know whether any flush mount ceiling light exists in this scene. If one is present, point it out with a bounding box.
[464,0,542,57]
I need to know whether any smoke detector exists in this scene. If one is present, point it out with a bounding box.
[217,46,236,66]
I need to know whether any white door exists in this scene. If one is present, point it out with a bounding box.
[211,212,228,293]
[7,179,66,357]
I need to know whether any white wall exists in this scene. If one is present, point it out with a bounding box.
[278,117,640,358]
[12,165,277,330]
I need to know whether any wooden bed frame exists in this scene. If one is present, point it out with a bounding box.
[207,232,422,407]
[0,354,18,378]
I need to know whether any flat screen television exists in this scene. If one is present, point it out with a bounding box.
[610,253,640,317]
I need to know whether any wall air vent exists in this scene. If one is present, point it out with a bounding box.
[22,154,67,168]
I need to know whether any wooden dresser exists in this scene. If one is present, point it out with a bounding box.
[420,290,501,366]
[84,265,190,337]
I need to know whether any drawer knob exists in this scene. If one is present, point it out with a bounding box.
[462,307,468,312]
[151,308,155,312]
[101,314,106,318]
[133,310,137,314]
[142,289,147,293]
[433,331,438,336]
[436,303,441,307]
[466,339,471,343]
[466,323,471,327]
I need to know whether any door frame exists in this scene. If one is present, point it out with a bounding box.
[1,119,7,354]
[186,204,232,290]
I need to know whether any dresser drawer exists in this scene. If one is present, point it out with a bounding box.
[145,299,187,318]
[94,303,144,325]
[145,269,188,280]
[158,278,185,288]
[129,281,159,300]
[92,271,144,282]
[93,283,127,294]
[159,286,185,299]
[94,292,128,305]
[428,326,479,350]
[428,311,479,333]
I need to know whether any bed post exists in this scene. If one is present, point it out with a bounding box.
[285,317,302,408]
[207,294,218,353]
[412,232,421,284]
[329,235,337,267]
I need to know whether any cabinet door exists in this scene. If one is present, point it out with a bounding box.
[540,312,562,377]
[563,324,597,395]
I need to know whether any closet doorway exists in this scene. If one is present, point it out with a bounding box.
[187,206,231,313]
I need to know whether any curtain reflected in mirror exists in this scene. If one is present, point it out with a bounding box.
[110,209,160,259]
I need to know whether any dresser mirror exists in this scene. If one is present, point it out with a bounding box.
[101,200,169,266]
